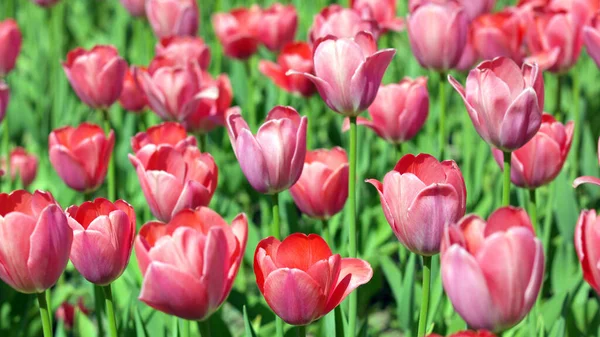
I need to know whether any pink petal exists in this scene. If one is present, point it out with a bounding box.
[325,258,373,312]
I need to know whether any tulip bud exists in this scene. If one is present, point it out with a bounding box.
[472,10,525,65]
[308,5,379,44]
[0,19,22,76]
[1,147,39,188]
[119,66,147,113]
[350,0,405,32]
[145,0,199,38]
[120,0,146,17]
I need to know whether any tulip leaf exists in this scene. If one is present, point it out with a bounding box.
[76,308,96,337]
[548,317,565,337]
[133,306,148,337]
[243,305,257,337]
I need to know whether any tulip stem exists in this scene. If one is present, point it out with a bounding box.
[321,219,331,246]
[198,133,208,152]
[245,59,256,130]
[571,68,581,181]
[198,320,211,337]
[438,72,447,159]
[348,116,358,337]
[529,189,538,234]
[2,118,10,192]
[37,291,53,337]
[503,151,511,206]
[297,325,306,337]
[417,256,432,337]
[272,192,284,337]
[180,319,190,337]
[555,74,564,119]
[94,285,105,337]
[102,284,118,337]
[101,110,116,201]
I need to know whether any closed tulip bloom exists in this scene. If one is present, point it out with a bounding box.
[407,1,469,71]
[212,6,261,60]
[131,121,196,155]
[0,190,73,293]
[0,19,22,76]
[129,145,218,222]
[119,66,147,112]
[145,0,198,38]
[31,0,60,7]
[1,147,39,188]
[259,42,316,97]
[289,148,349,219]
[367,153,466,255]
[492,114,573,188]
[575,209,600,294]
[155,36,211,70]
[136,207,248,320]
[66,198,136,285]
[49,123,115,193]
[472,10,526,65]
[227,106,307,194]
[573,137,600,187]
[0,81,8,123]
[408,0,495,21]
[289,32,395,116]
[257,4,298,51]
[63,45,127,109]
[449,57,544,151]
[183,72,233,134]
[254,233,373,325]
[455,35,479,72]
[584,12,600,67]
[308,5,379,44]
[351,0,405,32]
[120,0,146,17]
[441,207,544,331]
[427,330,497,337]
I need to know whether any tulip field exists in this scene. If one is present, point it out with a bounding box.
[2,0,600,337]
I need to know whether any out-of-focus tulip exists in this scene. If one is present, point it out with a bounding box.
[289,147,349,219]
[573,137,600,187]
[455,34,479,71]
[212,6,261,60]
[183,73,233,134]
[351,0,405,32]
[288,32,395,116]
[55,299,90,330]
[472,10,525,65]
[136,207,247,320]
[129,145,218,222]
[62,45,127,109]
[31,0,60,7]
[66,198,135,285]
[1,147,39,188]
[257,4,298,51]
[145,0,198,38]
[49,123,114,193]
[155,36,211,70]
[575,209,600,294]
[408,0,496,21]
[407,1,469,71]
[367,153,466,256]
[120,0,146,17]
[427,330,497,337]
[584,12,600,67]
[441,207,544,332]
[0,190,73,294]
[0,81,8,123]
[131,121,196,155]
[492,114,573,188]
[259,42,316,97]
[254,233,373,325]
[0,19,22,76]
[308,5,379,44]
[226,106,306,194]
[449,57,544,151]
[119,66,147,112]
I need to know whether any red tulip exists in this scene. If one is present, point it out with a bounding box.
[155,36,211,70]
[472,10,526,65]
[0,81,8,123]
[408,0,496,21]
[55,298,90,330]
[49,123,115,193]
[120,0,146,17]
[145,0,198,38]
[254,233,373,325]
[257,4,298,51]
[351,0,405,32]
[136,207,247,320]
[288,32,395,116]
[575,209,600,294]
[259,42,316,97]
[0,19,22,76]
[131,121,196,155]
[129,145,218,222]
[62,45,127,109]
[119,66,147,112]
[573,137,600,187]
[226,106,307,194]
[31,0,60,7]
[0,190,73,293]
[427,330,497,337]
[441,207,544,331]
[1,147,39,188]
[449,57,544,151]
[183,72,233,134]
[66,198,136,285]
[308,5,379,44]
[289,147,349,219]
[212,6,262,60]
[584,12,600,68]
[367,153,466,255]
[492,114,573,188]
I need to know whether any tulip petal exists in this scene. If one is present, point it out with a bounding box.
[499,88,541,151]
[49,146,90,192]
[201,227,229,310]
[0,213,37,293]
[349,48,396,113]
[325,258,373,313]
[573,176,600,188]
[275,233,332,271]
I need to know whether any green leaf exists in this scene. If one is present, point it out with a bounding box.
[76,307,96,337]
[243,306,257,337]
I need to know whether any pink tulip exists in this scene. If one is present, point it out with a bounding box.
[254,233,373,325]
[257,4,298,51]
[136,207,247,320]
[441,206,544,331]
[0,190,72,294]
[183,72,233,134]
[145,0,198,38]
[408,0,496,21]
[427,330,498,337]
[288,32,395,116]
[155,36,211,70]
[367,153,466,255]
[0,81,8,123]
[407,1,469,71]
[120,0,146,17]
[131,121,196,155]
[31,0,60,7]
[1,147,39,188]
[492,114,573,188]
[449,57,544,151]
[573,137,600,187]
[584,12,600,68]
[0,19,22,76]
[575,209,600,294]
[308,5,379,44]
[62,45,127,109]
[49,123,115,193]
[455,34,480,72]
[259,42,316,97]
[212,6,262,60]
[66,198,136,285]
[119,66,147,112]
[129,145,218,222]
[350,0,405,32]
[289,147,349,219]
[472,10,526,65]
[226,106,307,194]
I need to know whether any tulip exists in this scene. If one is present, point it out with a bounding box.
[183,73,233,134]
[55,299,90,330]
[212,6,262,60]
[308,5,379,44]
[49,123,114,193]
[0,190,73,293]
[254,233,373,325]
[350,0,405,32]
[136,207,248,320]
[0,19,22,76]
[257,4,298,51]
[584,12,600,68]
[408,0,496,21]
[472,10,526,65]
[0,81,8,123]
[289,147,349,219]
[288,32,395,116]
[427,330,497,337]
[455,35,479,72]
[259,42,316,97]
[407,1,469,71]
[449,57,544,151]
[131,121,196,155]
[575,209,600,294]
[120,0,146,17]
[441,206,544,332]
[573,137,600,187]
[155,36,211,70]
[129,145,218,222]
[66,198,135,285]
[119,66,147,112]
[367,153,466,256]
[145,0,198,38]
[31,0,60,7]
[1,147,39,188]
[62,45,127,109]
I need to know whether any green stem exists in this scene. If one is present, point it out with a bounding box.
[101,110,116,201]
[180,319,190,337]
[394,142,403,163]
[555,74,564,119]
[272,192,284,337]
[245,59,256,130]
[438,72,447,159]
[571,69,581,181]
[198,133,208,152]
[348,116,358,337]
[102,284,118,337]
[417,256,432,337]
[94,285,105,337]
[297,325,306,337]
[2,118,10,192]
[321,219,331,246]
[503,151,512,206]
[529,189,538,234]
[37,291,53,337]
[198,320,211,337]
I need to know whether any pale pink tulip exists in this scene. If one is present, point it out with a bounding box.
[145,0,198,38]
[257,4,298,51]
[350,0,405,32]
[575,209,600,294]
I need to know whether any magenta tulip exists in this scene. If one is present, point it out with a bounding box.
[0,81,8,123]
[120,0,146,17]
[350,0,405,32]
[155,36,211,70]
[257,4,298,51]
[0,19,21,76]
[145,0,198,38]
[584,12,600,67]
[575,209,600,294]
[308,5,379,44]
